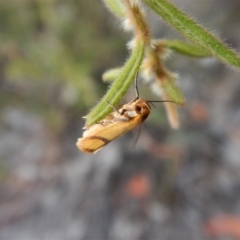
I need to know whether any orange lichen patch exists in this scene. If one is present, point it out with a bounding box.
[204,215,240,239]
[189,101,209,124]
[125,173,151,199]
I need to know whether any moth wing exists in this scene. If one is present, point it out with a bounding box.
[76,119,138,154]
[76,137,107,154]
[92,119,138,141]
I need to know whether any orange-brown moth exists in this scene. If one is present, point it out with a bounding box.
[76,73,175,153]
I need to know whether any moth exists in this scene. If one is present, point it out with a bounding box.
[76,74,175,153]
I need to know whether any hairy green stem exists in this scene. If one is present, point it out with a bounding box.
[86,39,145,126]
[144,0,240,69]
[159,40,210,58]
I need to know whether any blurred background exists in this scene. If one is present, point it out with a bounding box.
[0,0,240,239]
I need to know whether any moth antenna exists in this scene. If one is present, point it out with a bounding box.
[149,102,156,108]
[133,71,140,101]
[148,100,176,104]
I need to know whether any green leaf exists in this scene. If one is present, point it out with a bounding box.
[86,39,145,126]
[144,0,240,69]
[162,77,185,106]
[102,0,126,18]
[102,67,122,82]
[159,40,210,58]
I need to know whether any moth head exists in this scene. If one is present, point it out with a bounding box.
[134,99,151,120]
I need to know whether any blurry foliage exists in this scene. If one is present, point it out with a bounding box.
[0,0,126,130]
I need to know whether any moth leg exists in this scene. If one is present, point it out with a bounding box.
[113,116,130,122]
[132,124,142,148]
[106,100,121,115]
[98,120,113,126]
